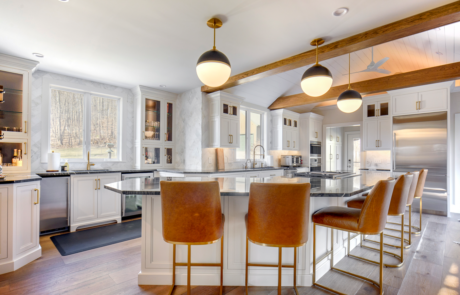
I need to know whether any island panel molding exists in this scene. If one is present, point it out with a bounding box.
[201,2,460,93]
[268,61,460,110]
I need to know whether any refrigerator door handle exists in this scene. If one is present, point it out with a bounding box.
[393,133,396,171]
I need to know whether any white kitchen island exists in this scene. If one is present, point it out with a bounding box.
[104,172,389,287]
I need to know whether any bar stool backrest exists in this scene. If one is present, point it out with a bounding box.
[160,181,223,245]
[358,179,396,235]
[415,169,428,198]
[388,173,413,215]
[406,171,420,205]
[247,183,311,247]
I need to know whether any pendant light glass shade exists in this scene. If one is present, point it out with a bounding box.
[196,18,231,87]
[196,49,231,87]
[337,53,362,113]
[301,39,333,97]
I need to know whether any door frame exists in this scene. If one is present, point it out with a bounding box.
[322,121,362,172]
[344,131,361,172]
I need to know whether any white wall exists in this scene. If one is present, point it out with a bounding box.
[314,105,363,125]
[31,70,136,171]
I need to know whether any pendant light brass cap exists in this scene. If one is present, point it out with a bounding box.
[310,38,325,46]
[207,18,223,29]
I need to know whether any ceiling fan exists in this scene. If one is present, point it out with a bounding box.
[346,47,391,75]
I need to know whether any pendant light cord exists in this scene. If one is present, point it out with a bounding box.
[348,53,351,90]
[213,19,216,50]
[315,41,319,65]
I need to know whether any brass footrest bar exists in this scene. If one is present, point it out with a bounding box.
[386,222,421,235]
[383,233,410,245]
[247,263,294,268]
[385,226,417,235]
[364,237,410,249]
[358,245,404,268]
[332,266,381,288]
[176,262,221,267]
[313,282,347,295]
[316,250,333,265]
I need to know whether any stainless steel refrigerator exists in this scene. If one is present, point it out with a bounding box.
[393,111,448,216]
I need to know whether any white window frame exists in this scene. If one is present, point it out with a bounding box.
[41,77,124,163]
[237,106,266,161]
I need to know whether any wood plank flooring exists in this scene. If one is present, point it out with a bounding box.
[0,213,459,295]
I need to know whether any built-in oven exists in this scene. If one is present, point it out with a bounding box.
[121,172,154,217]
[310,141,321,157]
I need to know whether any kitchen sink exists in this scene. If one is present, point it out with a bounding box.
[72,169,110,172]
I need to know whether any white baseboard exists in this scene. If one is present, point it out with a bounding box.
[0,246,41,275]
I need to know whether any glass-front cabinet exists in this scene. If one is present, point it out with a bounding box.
[222,102,238,117]
[365,100,390,119]
[140,145,174,169]
[0,139,29,172]
[142,97,175,145]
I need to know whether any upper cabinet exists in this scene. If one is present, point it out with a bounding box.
[391,83,450,116]
[362,94,392,151]
[0,54,38,173]
[135,86,177,169]
[207,91,244,148]
[271,109,300,151]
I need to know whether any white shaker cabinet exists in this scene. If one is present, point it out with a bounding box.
[362,93,392,151]
[207,92,244,148]
[71,173,121,232]
[391,83,450,116]
[309,119,322,141]
[0,180,41,275]
[271,109,300,151]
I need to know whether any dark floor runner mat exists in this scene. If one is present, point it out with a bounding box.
[51,219,141,256]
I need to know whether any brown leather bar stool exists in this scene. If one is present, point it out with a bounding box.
[160,181,225,295]
[312,178,395,295]
[411,169,428,234]
[346,173,413,268]
[245,182,311,295]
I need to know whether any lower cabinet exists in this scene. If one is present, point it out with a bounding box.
[0,187,8,260]
[71,173,121,232]
[0,181,41,275]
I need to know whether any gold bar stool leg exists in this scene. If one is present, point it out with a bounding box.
[294,247,298,295]
[409,205,412,245]
[187,245,191,295]
[220,233,224,295]
[401,215,404,264]
[313,223,316,286]
[379,232,383,295]
[331,228,334,269]
[168,244,176,295]
[245,236,249,295]
[278,247,282,295]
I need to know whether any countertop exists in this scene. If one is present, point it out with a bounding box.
[0,174,42,184]
[34,169,157,177]
[104,171,391,197]
[156,167,285,174]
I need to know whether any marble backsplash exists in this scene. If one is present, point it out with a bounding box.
[362,150,391,170]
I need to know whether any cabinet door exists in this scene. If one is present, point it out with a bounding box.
[309,120,317,141]
[336,144,342,171]
[72,175,98,223]
[229,119,239,148]
[164,147,174,166]
[97,174,121,219]
[378,119,392,149]
[0,139,29,173]
[363,120,379,150]
[393,93,418,115]
[220,118,231,148]
[364,101,378,119]
[292,130,299,150]
[315,120,322,141]
[282,128,291,150]
[0,187,7,260]
[378,101,390,117]
[141,145,163,168]
[143,97,162,142]
[164,100,174,145]
[329,128,336,142]
[419,89,448,113]
[329,143,336,171]
[15,183,39,255]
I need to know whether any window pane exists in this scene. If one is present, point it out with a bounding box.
[50,89,84,159]
[91,96,119,159]
[237,110,246,159]
[250,113,261,152]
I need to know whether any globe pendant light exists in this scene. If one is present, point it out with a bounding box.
[196,18,231,87]
[301,38,333,97]
[337,53,362,113]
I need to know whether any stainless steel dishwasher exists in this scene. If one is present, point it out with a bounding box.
[40,177,70,234]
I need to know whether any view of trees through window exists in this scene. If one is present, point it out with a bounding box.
[50,89,84,159]
[50,89,119,160]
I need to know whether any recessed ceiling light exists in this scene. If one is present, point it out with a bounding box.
[159,85,166,88]
[59,0,70,2]
[333,7,349,17]
[32,53,44,58]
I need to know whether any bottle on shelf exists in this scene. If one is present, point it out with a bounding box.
[65,159,70,171]
[0,149,3,165]
[18,149,22,167]
[12,149,18,166]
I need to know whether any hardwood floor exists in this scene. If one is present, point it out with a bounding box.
[0,213,459,295]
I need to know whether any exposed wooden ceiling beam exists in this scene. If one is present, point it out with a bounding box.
[268,62,460,110]
[201,2,460,93]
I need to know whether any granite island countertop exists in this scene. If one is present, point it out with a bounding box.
[34,169,157,177]
[156,167,286,174]
[104,170,391,197]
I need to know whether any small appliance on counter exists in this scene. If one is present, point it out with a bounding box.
[280,155,302,167]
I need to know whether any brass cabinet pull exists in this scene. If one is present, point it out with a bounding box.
[330,135,333,141]
[336,136,339,142]
[33,188,39,205]
[315,131,318,138]
[24,121,27,133]
[287,140,290,147]
[231,135,233,144]
[142,147,145,156]
[24,142,27,155]
[95,179,98,190]
[270,174,276,176]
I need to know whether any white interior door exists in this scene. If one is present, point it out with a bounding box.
[346,132,361,172]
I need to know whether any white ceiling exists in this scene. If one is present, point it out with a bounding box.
[0,0,455,94]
